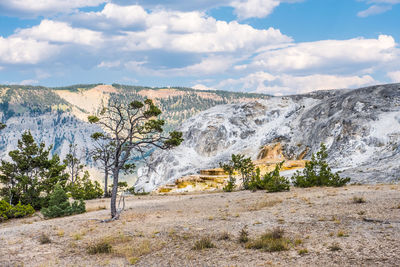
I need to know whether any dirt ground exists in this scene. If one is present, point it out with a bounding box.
[1,184,400,267]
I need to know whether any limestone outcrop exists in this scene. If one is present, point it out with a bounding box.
[136,83,400,192]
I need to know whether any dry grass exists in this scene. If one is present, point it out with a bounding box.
[57,230,65,237]
[248,199,283,211]
[238,226,249,243]
[246,228,291,252]
[2,185,400,266]
[328,243,342,252]
[337,230,349,237]
[193,237,216,250]
[86,205,107,212]
[87,241,112,254]
[218,232,231,241]
[352,196,366,204]
[38,233,51,244]
[298,248,308,255]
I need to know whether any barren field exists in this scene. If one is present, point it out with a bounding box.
[1,184,400,267]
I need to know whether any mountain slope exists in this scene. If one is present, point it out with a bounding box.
[135,83,400,191]
[0,84,269,180]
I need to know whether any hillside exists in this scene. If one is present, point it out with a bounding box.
[1,184,399,266]
[0,84,269,177]
[136,83,400,192]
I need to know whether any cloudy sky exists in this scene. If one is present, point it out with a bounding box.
[0,0,399,95]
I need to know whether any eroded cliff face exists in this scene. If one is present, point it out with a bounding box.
[135,84,400,192]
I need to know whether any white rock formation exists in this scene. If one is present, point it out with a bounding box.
[135,84,400,191]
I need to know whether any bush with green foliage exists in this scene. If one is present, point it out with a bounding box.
[231,154,255,189]
[291,143,350,187]
[220,160,236,192]
[223,176,236,192]
[0,200,35,222]
[248,162,290,193]
[220,154,255,190]
[68,171,103,200]
[41,184,85,219]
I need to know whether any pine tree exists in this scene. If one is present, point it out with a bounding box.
[41,184,85,219]
[292,143,350,187]
[0,131,68,209]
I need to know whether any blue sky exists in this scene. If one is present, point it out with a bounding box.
[0,0,399,95]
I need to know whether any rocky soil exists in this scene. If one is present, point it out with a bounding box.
[1,184,400,266]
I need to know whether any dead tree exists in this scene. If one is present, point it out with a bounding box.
[91,140,114,197]
[64,143,84,185]
[88,99,183,219]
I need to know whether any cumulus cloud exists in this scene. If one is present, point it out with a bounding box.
[70,4,291,53]
[0,0,106,16]
[230,0,302,19]
[122,20,291,53]
[251,35,398,73]
[387,70,400,82]
[216,71,376,95]
[130,0,300,19]
[15,20,104,46]
[231,0,280,19]
[1,1,398,94]
[0,36,59,64]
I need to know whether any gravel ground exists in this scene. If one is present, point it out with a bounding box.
[1,184,400,267]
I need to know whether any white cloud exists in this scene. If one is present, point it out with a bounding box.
[252,35,398,73]
[357,5,392,17]
[170,56,237,75]
[387,70,400,82]
[192,84,216,90]
[15,20,103,46]
[72,3,147,29]
[20,79,40,85]
[230,0,302,19]
[70,4,291,53]
[9,79,40,85]
[230,0,280,19]
[102,3,147,26]
[124,56,237,76]
[97,60,121,68]
[0,0,106,16]
[216,71,376,95]
[0,36,59,64]
[123,20,291,53]
[358,0,400,17]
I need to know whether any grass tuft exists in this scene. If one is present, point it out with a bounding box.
[218,232,231,241]
[298,248,308,255]
[238,226,249,243]
[87,241,112,254]
[246,228,290,252]
[328,243,341,252]
[352,196,366,204]
[193,237,216,250]
[38,233,51,244]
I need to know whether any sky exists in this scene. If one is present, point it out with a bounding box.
[0,0,399,95]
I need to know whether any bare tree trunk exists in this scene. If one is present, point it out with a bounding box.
[110,170,119,218]
[104,169,109,197]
